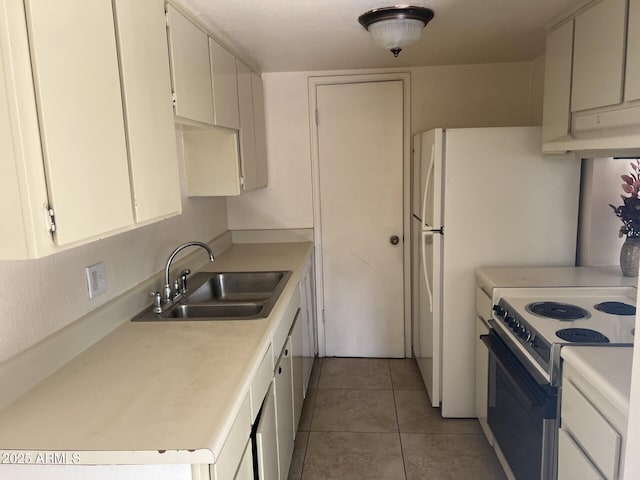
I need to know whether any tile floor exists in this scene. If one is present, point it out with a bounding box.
[287,358,506,480]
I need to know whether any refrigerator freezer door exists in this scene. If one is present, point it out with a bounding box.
[419,129,443,230]
[416,228,442,408]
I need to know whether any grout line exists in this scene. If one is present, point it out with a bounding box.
[298,430,310,480]
[392,375,409,480]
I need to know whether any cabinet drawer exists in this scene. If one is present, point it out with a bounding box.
[211,394,251,480]
[475,287,493,320]
[558,428,604,480]
[250,344,273,422]
[562,379,621,479]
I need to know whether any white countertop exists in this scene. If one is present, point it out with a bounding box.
[561,346,634,417]
[476,266,638,291]
[0,242,313,465]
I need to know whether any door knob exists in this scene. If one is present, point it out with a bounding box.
[390,235,400,245]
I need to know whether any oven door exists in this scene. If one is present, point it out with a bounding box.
[482,329,558,480]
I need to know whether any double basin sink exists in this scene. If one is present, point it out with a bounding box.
[133,270,292,321]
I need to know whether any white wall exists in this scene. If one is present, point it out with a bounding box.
[227,59,545,230]
[0,133,228,363]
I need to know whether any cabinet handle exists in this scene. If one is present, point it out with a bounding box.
[278,367,282,374]
[285,349,289,356]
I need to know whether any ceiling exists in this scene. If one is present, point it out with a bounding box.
[177,0,588,73]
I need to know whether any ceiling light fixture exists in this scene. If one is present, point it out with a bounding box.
[358,5,434,57]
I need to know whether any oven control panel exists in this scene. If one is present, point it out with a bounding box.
[492,300,551,371]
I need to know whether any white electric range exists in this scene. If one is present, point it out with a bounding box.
[491,286,636,385]
[483,285,636,480]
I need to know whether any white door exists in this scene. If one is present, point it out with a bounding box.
[316,81,405,358]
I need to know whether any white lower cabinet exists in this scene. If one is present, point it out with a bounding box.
[558,428,604,480]
[275,337,294,480]
[300,258,316,395]
[474,286,494,445]
[233,440,254,480]
[291,310,304,433]
[255,382,279,480]
[560,361,626,479]
[210,395,251,480]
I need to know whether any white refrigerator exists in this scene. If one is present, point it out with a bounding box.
[411,126,581,417]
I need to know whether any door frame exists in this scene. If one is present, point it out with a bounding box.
[308,73,411,357]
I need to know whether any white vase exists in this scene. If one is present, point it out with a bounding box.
[620,236,640,277]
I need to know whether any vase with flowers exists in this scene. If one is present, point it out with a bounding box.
[610,159,640,276]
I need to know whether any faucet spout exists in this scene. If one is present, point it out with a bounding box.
[163,241,215,303]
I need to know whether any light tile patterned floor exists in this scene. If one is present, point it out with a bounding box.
[288,358,506,480]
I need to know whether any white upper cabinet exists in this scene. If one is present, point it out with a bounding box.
[237,60,268,192]
[166,4,214,125]
[210,37,240,130]
[542,0,640,154]
[571,0,626,112]
[113,0,181,224]
[252,72,268,189]
[542,20,574,144]
[236,60,258,190]
[24,0,134,247]
[625,0,640,101]
[0,0,181,259]
[167,3,268,197]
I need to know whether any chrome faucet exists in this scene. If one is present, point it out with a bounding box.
[160,241,215,307]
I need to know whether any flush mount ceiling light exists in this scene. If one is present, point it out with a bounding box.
[358,5,434,57]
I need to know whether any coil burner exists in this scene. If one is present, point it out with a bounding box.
[556,328,609,343]
[594,301,636,316]
[526,301,590,321]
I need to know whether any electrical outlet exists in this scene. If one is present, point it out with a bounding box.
[85,262,107,299]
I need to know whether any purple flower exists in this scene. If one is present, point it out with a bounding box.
[610,160,640,238]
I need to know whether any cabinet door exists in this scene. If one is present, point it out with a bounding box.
[572,0,627,112]
[256,382,280,480]
[475,316,492,443]
[236,60,257,190]
[625,0,640,101]
[291,310,304,433]
[166,5,213,125]
[542,20,573,144]
[0,46,28,258]
[25,0,133,246]
[113,0,181,224]
[209,37,240,129]
[233,440,254,480]
[251,72,268,188]
[301,267,315,393]
[275,337,294,480]
[558,429,604,480]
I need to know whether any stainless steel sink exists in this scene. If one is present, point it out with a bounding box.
[132,270,292,321]
[185,271,290,303]
[165,303,264,319]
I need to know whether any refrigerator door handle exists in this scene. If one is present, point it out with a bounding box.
[421,143,436,229]
[421,231,434,313]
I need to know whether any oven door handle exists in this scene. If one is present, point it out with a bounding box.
[481,333,545,408]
